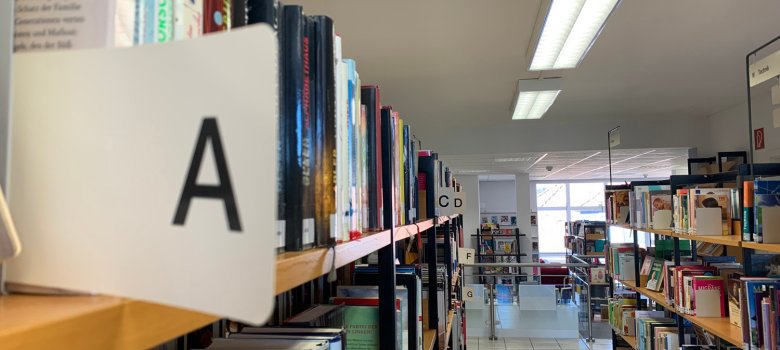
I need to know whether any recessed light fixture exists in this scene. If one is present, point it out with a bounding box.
[512,78,563,120]
[494,157,535,162]
[530,0,620,71]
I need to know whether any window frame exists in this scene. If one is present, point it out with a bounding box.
[534,181,607,254]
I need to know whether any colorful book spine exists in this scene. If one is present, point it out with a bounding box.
[173,0,202,40]
[203,0,230,33]
[280,5,309,251]
[744,180,754,241]
[360,86,383,230]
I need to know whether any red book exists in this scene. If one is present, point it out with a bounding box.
[331,297,401,310]
[203,0,230,33]
[692,276,725,317]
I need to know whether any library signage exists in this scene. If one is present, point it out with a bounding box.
[6,28,279,324]
[749,48,780,87]
[437,187,466,216]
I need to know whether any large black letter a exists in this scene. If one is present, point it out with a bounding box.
[173,118,242,232]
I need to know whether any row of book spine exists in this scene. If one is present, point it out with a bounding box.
[742,179,780,243]
[113,0,462,252]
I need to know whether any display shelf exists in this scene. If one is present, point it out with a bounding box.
[574,253,605,258]
[743,241,780,253]
[608,224,744,248]
[0,295,217,350]
[276,217,444,294]
[619,279,741,346]
[675,233,743,247]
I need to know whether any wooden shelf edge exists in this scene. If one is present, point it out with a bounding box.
[618,333,638,350]
[618,279,741,346]
[743,241,780,253]
[444,310,455,346]
[276,218,447,294]
[0,295,216,350]
[423,328,436,350]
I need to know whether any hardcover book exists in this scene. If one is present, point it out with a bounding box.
[692,276,725,317]
[360,86,383,230]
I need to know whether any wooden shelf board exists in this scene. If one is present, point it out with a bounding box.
[619,279,741,346]
[618,333,638,350]
[676,233,743,247]
[585,233,606,240]
[743,241,780,253]
[423,328,437,350]
[444,310,454,345]
[0,295,217,350]
[575,253,606,258]
[276,218,440,294]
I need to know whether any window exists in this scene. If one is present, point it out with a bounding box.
[535,182,605,253]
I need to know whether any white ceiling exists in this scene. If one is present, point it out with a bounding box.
[443,147,689,181]
[289,0,780,178]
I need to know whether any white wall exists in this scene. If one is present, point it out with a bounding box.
[479,180,517,214]
[420,115,711,156]
[703,88,780,163]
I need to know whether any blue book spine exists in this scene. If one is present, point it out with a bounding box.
[143,0,156,44]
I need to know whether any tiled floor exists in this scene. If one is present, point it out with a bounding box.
[465,337,614,350]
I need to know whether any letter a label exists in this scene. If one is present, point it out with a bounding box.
[173,117,242,231]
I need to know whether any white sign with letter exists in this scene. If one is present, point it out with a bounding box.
[7,27,278,324]
[458,248,475,265]
[463,286,475,302]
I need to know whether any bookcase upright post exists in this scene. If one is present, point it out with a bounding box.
[445,220,453,315]
[379,129,398,350]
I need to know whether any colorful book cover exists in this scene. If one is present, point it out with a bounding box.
[203,0,230,33]
[331,297,401,350]
[337,286,408,349]
[754,180,780,243]
[692,276,725,317]
[646,260,665,291]
[694,188,732,236]
[173,0,203,40]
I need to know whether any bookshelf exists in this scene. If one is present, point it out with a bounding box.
[1,215,460,349]
[276,217,447,293]
[423,310,455,350]
[618,279,742,346]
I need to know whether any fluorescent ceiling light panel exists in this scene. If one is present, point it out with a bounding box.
[512,78,563,120]
[530,0,620,71]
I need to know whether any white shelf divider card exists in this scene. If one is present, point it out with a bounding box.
[7,27,279,324]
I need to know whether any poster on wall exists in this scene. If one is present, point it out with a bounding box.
[510,216,517,226]
[499,215,510,226]
[530,212,538,226]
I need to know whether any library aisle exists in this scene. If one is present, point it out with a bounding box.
[3,1,780,350]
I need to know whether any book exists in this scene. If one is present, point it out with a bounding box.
[280,5,309,251]
[591,267,607,284]
[693,188,732,236]
[203,0,230,33]
[337,286,408,350]
[330,297,402,350]
[173,0,203,40]
[744,180,755,241]
[754,179,780,243]
[360,86,383,230]
[646,259,665,291]
[310,15,337,247]
[232,0,247,28]
[380,106,396,227]
[692,276,725,317]
[640,256,655,276]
